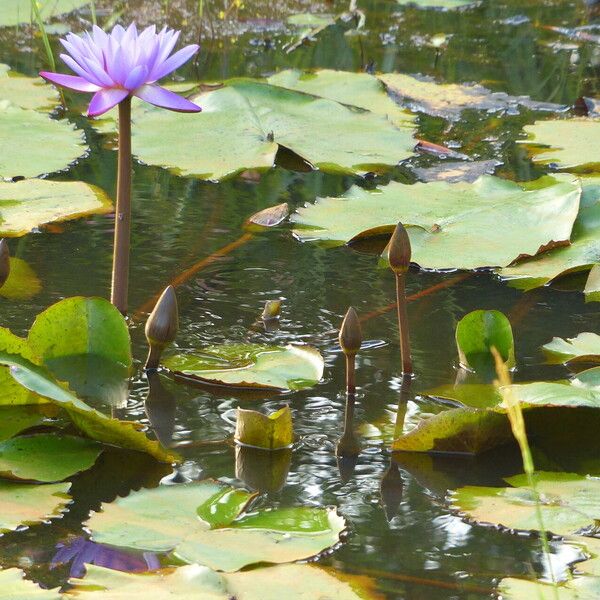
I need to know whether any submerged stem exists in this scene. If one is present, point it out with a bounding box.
[395,273,412,375]
[111,97,132,315]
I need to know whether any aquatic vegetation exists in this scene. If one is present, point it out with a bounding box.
[144,285,179,369]
[339,306,362,394]
[543,332,600,367]
[235,405,293,449]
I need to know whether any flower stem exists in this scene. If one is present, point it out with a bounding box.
[345,353,356,396]
[395,273,412,375]
[111,97,132,315]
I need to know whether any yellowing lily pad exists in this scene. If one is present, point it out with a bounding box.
[0,180,112,237]
[163,344,324,391]
[132,78,416,181]
[0,257,42,300]
[292,174,580,270]
[543,332,600,367]
[267,69,416,128]
[0,480,70,532]
[85,480,346,572]
[0,569,60,598]
[449,472,600,537]
[0,104,86,179]
[0,434,101,482]
[0,406,48,441]
[0,327,41,406]
[68,563,377,599]
[235,406,294,449]
[521,118,600,171]
[0,64,58,110]
[0,0,89,26]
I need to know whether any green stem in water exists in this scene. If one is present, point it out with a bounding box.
[395,273,412,376]
[111,97,132,315]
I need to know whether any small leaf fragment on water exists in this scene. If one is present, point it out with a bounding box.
[235,405,293,449]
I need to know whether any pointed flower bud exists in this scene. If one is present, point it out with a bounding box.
[339,307,362,356]
[145,285,179,369]
[388,222,411,275]
[0,240,9,289]
[262,299,282,320]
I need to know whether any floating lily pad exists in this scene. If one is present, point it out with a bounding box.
[0,0,89,26]
[0,480,70,532]
[0,568,60,598]
[0,327,41,406]
[426,383,501,409]
[68,563,376,599]
[585,265,600,302]
[0,434,101,482]
[499,177,600,292]
[378,73,564,119]
[500,575,600,599]
[410,160,500,183]
[521,118,600,171]
[292,174,580,270]
[0,104,86,179]
[0,257,42,300]
[235,406,294,449]
[287,13,336,27]
[397,0,475,7]
[28,297,132,405]
[164,344,324,391]
[0,180,112,237]
[85,480,346,572]
[0,350,177,463]
[450,472,600,537]
[456,310,515,374]
[0,406,48,441]
[267,69,416,128]
[543,332,600,367]
[0,64,57,110]
[132,79,416,180]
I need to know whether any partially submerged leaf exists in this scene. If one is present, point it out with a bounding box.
[521,118,600,171]
[0,64,58,110]
[28,297,132,404]
[425,383,501,409]
[131,79,416,180]
[0,568,60,598]
[0,434,101,482]
[85,480,346,572]
[292,174,580,270]
[0,180,112,238]
[0,257,42,300]
[542,332,600,367]
[379,73,564,119]
[455,310,515,374]
[235,406,294,449]
[164,344,324,391]
[410,160,500,183]
[0,104,86,179]
[0,480,70,532]
[0,0,89,26]
[449,472,600,537]
[68,563,377,599]
[245,203,289,229]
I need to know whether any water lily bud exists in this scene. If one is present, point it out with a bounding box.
[145,286,179,369]
[388,222,411,275]
[339,307,362,356]
[262,299,282,320]
[0,239,9,288]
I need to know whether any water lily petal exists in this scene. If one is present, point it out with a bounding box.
[124,65,149,91]
[151,44,199,81]
[88,88,129,117]
[39,72,101,92]
[60,53,104,87]
[134,84,201,112]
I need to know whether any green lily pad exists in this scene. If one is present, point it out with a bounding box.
[0,104,86,179]
[0,257,42,300]
[292,174,580,270]
[0,434,101,482]
[235,406,294,449]
[28,297,132,405]
[573,367,600,390]
[0,569,60,598]
[378,73,562,119]
[397,0,475,7]
[450,472,600,537]
[132,78,416,181]
[426,383,501,409]
[0,327,41,406]
[0,64,58,110]
[0,179,112,237]
[521,118,600,172]
[456,310,515,374]
[267,69,416,128]
[164,344,324,391]
[0,0,89,26]
[543,332,600,367]
[500,575,600,599]
[85,480,346,572]
[0,406,48,441]
[585,265,600,302]
[498,177,600,292]
[287,13,335,27]
[0,480,70,532]
[68,563,375,599]
[0,350,177,463]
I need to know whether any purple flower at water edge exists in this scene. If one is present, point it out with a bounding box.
[40,23,201,117]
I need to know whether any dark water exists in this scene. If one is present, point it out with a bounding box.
[1,0,599,597]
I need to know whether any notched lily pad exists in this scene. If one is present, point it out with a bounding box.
[0,180,112,237]
[85,480,346,572]
[164,344,324,391]
[0,568,60,598]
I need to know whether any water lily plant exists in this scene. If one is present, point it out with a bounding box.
[40,24,201,314]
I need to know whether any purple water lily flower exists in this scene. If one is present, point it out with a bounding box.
[40,23,201,117]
